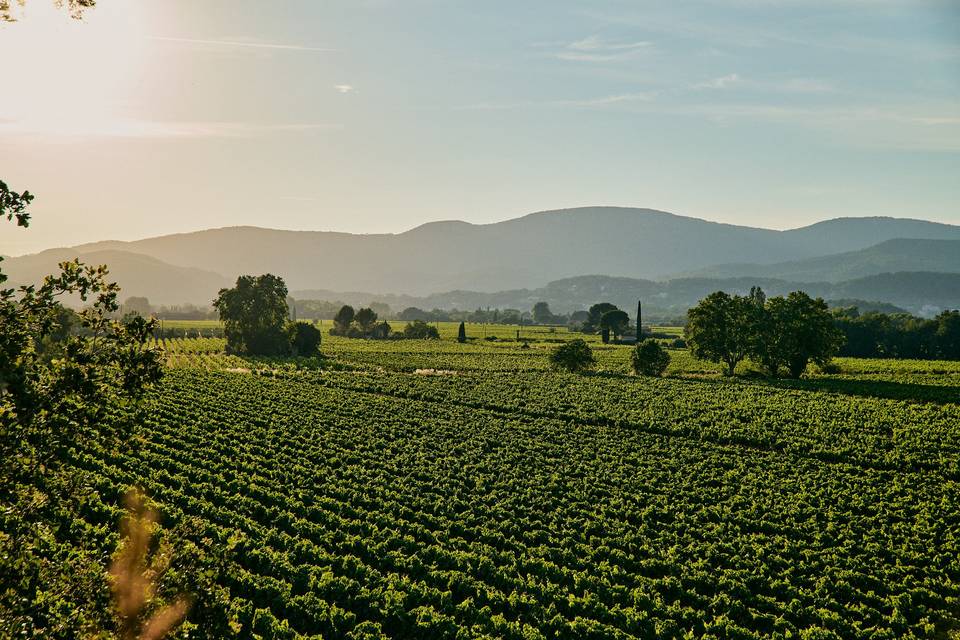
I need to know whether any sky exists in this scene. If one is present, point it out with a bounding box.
[1,0,958,255]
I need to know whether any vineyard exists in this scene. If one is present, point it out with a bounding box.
[16,330,960,638]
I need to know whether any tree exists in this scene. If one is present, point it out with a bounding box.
[370,321,392,340]
[399,307,430,321]
[685,291,754,376]
[368,301,392,319]
[632,340,670,376]
[287,321,322,356]
[403,320,440,339]
[532,302,554,325]
[762,292,844,378]
[333,305,355,334]
[587,303,618,332]
[354,307,378,334]
[457,321,467,343]
[123,296,152,317]
[549,339,595,373]
[600,309,630,339]
[935,310,960,360]
[213,274,290,355]
[2,183,167,638]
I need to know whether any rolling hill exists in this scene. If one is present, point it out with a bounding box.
[5,207,959,311]
[1,248,230,306]
[292,272,960,319]
[66,207,960,295]
[677,239,960,282]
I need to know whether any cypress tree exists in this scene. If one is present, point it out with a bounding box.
[457,321,467,343]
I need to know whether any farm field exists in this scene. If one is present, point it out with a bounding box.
[40,332,960,638]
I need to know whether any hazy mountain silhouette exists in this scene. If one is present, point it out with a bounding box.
[294,272,960,318]
[1,248,230,305]
[676,239,960,282]
[67,207,960,295]
[7,207,960,306]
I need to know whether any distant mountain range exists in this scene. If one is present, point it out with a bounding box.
[673,239,960,282]
[3,207,959,311]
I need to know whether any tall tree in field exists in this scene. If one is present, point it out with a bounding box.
[532,302,554,325]
[685,291,754,376]
[213,274,291,355]
[600,309,630,340]
[333,305,355,334]
[763,292,843,378]
[354,307,378,334]
[457,321,467,343]
[587,303,618,332]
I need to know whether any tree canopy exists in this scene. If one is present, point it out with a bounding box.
[213,274,291,355]
[549,339,595,373]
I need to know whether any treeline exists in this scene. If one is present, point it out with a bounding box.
[833,308,960,360]
[685,288,843,377]
[329,305,441,340]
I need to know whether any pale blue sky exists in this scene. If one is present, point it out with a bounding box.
[1,0,958,254]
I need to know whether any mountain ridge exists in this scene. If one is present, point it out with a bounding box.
[5,207,960,305]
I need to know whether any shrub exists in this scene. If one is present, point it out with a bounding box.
[632,339,670,376]
[370,321,392,340]
[287,321,321,356]
[549,339,595,373]
[403,320,440,339]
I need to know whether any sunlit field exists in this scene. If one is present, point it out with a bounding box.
[47,328,957,638]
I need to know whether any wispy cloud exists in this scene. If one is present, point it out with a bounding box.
[552,35,652,62]
[692,74,834,93]
[694,73,742,89]
[149,36,336,53]
[0,118,343,139]
[462,92,658,111]
[334,84,355,94]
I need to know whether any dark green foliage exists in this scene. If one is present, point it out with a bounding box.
[402,320,440,339]
[632,339,671,376]
[354,307,378,334]
[586,302,618,332]
[370,321,392,340]
[457,321,466,343]
[685,291,755,376]
[549,338,595,372]
[1,182,164,637]
[333,305,355,335]
[763,292,844,378]
[687,288,843,377]
[213,274,291,356]
[599,309,630,339]
[531,302,554,325]
[287,321,322,356]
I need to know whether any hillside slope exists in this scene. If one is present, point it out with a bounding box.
[2,249,230,306]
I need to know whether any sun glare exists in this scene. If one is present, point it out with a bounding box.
[0,0,148,137]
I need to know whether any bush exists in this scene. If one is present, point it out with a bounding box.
[549,339,595,373]
[370,321,392,340]
[632,339,670,376]
[403,320,440,339]
[671,338,686,349]
[287,321,321,356]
